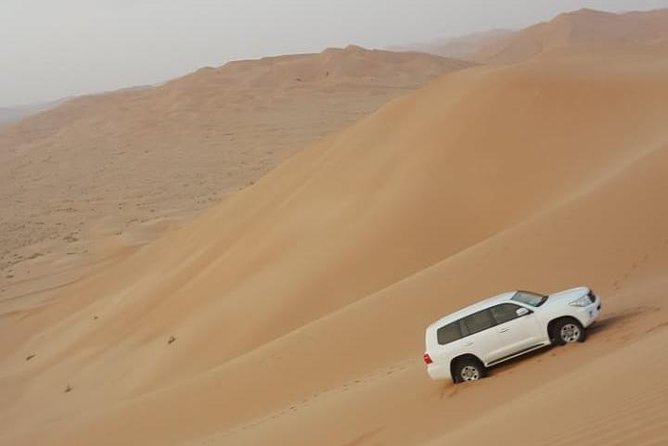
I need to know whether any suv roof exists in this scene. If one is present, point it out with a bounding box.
[427,291,518,332]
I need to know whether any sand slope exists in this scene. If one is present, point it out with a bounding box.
[474,8,668,64]
[1,39,667,445]
[0,46,473,316]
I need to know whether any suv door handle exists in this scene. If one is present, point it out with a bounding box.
[499,328,510,333]
[464,341,473,347]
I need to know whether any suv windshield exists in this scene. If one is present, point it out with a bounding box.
[511,291,548,307]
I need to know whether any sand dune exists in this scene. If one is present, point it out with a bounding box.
[474,8,668,64]
[1,32,667,446]
[0,46,473,309]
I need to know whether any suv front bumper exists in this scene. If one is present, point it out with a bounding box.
[575,298,601,328]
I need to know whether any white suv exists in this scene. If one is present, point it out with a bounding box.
[423,287,601,383]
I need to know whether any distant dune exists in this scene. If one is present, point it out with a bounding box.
[0,107,29,127]
[474,8,668,63]
[2,23,668,446]
[0,98,69,127]
[0,46,474,287]
[392,29,513,60]
[392,8,668,64]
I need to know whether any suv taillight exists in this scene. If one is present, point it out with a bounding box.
[587,290,596,303]
[423,353,433,365]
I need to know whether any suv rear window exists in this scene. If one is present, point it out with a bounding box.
[437,322,463,345]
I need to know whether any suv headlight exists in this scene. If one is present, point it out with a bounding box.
[569,295,591,307]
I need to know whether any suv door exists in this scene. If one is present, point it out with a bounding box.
[486,303,543,364]
[459,308,499,364]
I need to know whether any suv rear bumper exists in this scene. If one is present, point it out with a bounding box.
[427,362,452,381]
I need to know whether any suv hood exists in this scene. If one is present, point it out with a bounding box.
[545,286,590,305]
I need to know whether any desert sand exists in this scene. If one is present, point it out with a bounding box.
[1,8,668,446]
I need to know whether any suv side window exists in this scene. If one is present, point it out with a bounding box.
[461,309,496,335]
[490,303,524,325]
[437,321,463,345]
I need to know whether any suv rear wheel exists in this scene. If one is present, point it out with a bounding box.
[453,357,486,383]
[552,318,585,345]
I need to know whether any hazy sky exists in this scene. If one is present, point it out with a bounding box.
[2,0,667,107]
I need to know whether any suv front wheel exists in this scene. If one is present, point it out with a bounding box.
[552,318,586,345]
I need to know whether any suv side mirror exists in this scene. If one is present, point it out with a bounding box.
[516,307,531,317]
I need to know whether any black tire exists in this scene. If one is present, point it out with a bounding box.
[551,318,586,345]
[453,357,486,383]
